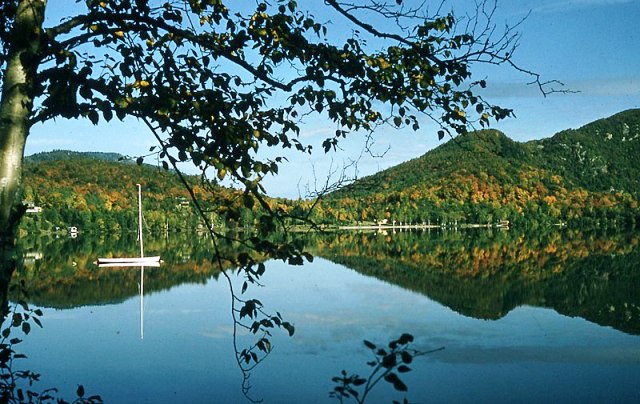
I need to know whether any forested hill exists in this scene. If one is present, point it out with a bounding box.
[316,109,640,227]
[20,151,247,233]
[531,108,640,193]
[25,150,125,163]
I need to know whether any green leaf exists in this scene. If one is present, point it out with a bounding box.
[363,340,376,350]
[77,385,85,398]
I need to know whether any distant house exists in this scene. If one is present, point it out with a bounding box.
[176,197,190,209]
[496,220,510,229]
[68,226,79,237]
[23,201,43,213]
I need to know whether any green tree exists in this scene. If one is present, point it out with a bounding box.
[1,0,554,240]
[1,2,557,381]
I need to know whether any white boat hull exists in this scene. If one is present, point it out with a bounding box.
[96,256,161,266]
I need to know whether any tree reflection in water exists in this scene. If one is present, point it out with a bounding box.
[0,278,102,403]
[330,334,444,404]
[2,228,639,402]
[3,230,302,402]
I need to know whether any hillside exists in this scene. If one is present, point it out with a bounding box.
[19,151,263,233]
[316,109,640,227]
[531,109,640,193]
[25,150,126,163]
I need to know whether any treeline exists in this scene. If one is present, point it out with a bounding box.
[19,153,281,234]
[19,110,640,233]
[313,109,640,228]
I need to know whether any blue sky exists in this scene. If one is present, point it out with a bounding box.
[26,0,640,198]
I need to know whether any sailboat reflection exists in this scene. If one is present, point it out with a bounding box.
[95,183,162,339]
[140,265,144,340]
[94,262,153,339]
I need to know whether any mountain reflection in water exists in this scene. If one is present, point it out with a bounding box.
[7,228,640,403]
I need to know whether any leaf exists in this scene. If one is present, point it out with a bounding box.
[363,340,377,350]
[400,351,413,364]
[88,110,99,125]
[398,333,413,344]
[77,384,85,398]
[382,353,396,369]
[21,322,31,335]
[384,373,407,392]
[397,365,411,373]
[12,313,22,327]
[102,107,113,122]
[282,322,295,336]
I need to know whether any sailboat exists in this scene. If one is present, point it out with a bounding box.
[96,184,161,266]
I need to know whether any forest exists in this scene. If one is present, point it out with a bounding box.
[18,109,640,234]
[19,151,273,233]
[314,109,640,228]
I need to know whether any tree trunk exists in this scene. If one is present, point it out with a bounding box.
[0,0,46,241]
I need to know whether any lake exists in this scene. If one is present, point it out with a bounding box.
[4,228,640,403]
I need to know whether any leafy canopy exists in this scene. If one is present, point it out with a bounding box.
[1,0,546,198]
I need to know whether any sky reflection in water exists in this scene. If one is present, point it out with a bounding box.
[16,257,640,403]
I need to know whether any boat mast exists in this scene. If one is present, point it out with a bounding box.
[137,184,144,258]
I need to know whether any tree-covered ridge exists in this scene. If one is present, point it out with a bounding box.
[25,150,126,163]
[19,151,254,233]
[21,152,193,232]
[531,108,640,193]
[316,109,640,227]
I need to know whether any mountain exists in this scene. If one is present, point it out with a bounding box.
[316,109,640,227]
[19,151,261,234]
[25,150,126,163]
[531,109,640,193]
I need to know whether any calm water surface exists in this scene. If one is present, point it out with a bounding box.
[9,230,640,403]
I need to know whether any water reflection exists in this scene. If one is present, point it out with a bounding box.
[4,229,640,402]
[311,228,640,335]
